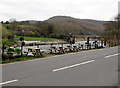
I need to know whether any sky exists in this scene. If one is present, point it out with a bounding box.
[0,0,119,21]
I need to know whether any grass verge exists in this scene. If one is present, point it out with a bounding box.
[1,53,55,64]
[1,56,40,64]
[1,48,105,64]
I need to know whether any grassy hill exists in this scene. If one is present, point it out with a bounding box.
[45,16,106,35]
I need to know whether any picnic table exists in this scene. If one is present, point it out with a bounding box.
[67,45,73,52]
[81,45,84,50]
[73,46,79,51]
[49,46,65,54]
[58,47,65,54]
[49,46,58,53]
[24,48,44,57]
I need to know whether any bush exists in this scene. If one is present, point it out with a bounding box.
[7,47,21,55]
[14,48,21,55]
[7,47,15,53]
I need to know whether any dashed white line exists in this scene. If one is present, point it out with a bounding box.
[0,79,18,85]
[105,53,120,58]
[53,60,95,72]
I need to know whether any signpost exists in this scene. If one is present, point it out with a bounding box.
[19,37,25,56]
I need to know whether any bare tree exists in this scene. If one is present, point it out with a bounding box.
[104,15,120,46]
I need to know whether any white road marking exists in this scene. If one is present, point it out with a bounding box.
[105,53,120,58]
[53,60,95,72]
[0,79,18,85]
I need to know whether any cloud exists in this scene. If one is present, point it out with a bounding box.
[0,0,119,21]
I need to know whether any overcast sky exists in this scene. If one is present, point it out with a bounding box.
[0,0,119,21]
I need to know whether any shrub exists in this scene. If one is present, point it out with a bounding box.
[14,48,21,55]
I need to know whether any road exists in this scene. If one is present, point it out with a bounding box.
[1,46,119,86]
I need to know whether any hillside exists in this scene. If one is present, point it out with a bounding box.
[3,16,107,39]
[45,16,106,35]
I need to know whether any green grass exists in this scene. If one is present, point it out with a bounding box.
[15,36,62,41]
[19,25,33,28]
[2,25,14,38]
[1,56,39,64]
[1,53,57,64]
[1,53,55,64]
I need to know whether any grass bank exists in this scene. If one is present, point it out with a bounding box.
[1,56,38,64]
[1,53,56,64]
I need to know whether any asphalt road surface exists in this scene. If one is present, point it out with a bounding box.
[1,46,119,86]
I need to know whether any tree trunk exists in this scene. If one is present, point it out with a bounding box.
[2,45,5,59]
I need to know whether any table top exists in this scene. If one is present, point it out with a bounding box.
[59,46,63,48]
[27,48,41,50]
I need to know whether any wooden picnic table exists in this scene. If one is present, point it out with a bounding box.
[58,46,65,54]
[73,46,79,51]
[24,48,43,57]
[67,45,73,52]
[49,46,65,54]
[49,46,58,53]
[77,44,82,50]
